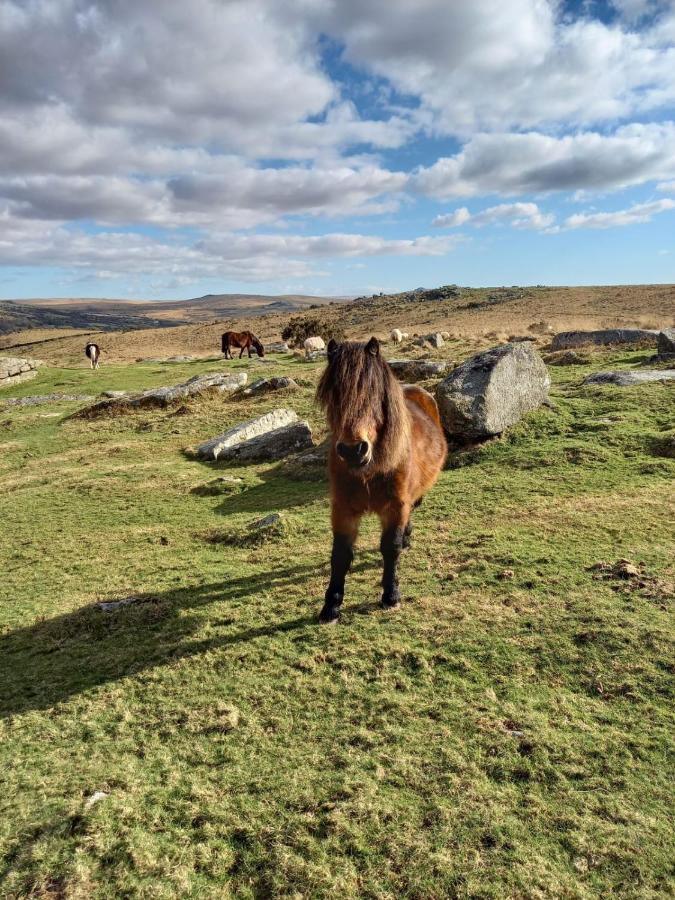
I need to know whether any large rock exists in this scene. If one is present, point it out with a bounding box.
[197,408,301,460]
[436,343,550,437]
[227,421,313,461]
[657,329,675,355]
[304,336,325,353]
[76,372,247,417]
[0,356,41,388]
[388,359,450,381]
[551,328,659,350]
[584,369,675,386]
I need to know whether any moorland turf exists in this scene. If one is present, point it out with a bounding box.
[0,346,673,898]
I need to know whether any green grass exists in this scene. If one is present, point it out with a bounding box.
[1,349,673,898]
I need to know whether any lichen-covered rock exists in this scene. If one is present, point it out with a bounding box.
[304,350,327,361]
[266,342,290,353]
[197,408,300,460]
[584,369,675,386]
[436,343,550,437]
[75,372,247,417]
[551,328,659,350]
[388,359,450,381]
[0,356,41,388]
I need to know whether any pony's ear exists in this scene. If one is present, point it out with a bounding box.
[327,338,338,360]
[365,336,380,357]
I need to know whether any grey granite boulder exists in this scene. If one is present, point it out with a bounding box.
[584,369,675,386]
[388,359,450,381]
[436,343,550,437]
[230,422,313,461]
[657,329,675,355]
[551,329,659,350]
[197,408,301,460]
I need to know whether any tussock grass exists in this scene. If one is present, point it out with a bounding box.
[0,346,673,898]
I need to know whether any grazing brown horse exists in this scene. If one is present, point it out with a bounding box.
[316,337,447,623]
[221,331,265,359]
[84,342,100,369]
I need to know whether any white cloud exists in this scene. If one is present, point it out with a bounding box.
[434,202,553,230]
[316,0,675,134]
[413,123,675,198]
[562,198,675,229]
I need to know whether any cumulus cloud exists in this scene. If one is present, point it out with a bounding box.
[316,0,675,133]
[561,198,675,229]
[434,202,553,230]
[413,123,675,198]
[1,1,674,287]
[0,203,458,282]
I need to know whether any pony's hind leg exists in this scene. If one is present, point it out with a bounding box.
[402,519,413,550]
[319,509,359,624]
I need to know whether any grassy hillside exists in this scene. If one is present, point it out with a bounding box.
[0,341,673,897]
[4,283,674,366]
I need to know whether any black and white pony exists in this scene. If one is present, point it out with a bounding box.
[85,342,101,370]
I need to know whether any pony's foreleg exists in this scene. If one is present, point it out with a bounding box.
[239,347,245,358]
[319,509,359,624]
[379,503,410,609]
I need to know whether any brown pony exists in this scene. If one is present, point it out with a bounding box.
[316,337,447,623]
[221,331,264,359]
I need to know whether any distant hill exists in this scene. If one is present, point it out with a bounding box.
[1,292,348,336]
[0,300,186,337]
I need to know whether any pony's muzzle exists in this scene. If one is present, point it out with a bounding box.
[336,440,370,467]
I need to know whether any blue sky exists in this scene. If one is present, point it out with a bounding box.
[1,0,674,301]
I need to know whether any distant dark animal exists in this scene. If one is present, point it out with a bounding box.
[85,342,100,370]
[221,331,265,359]
[316,337,447,623]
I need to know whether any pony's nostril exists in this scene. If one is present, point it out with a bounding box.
[336,441,348,459]
[356,441,368,458]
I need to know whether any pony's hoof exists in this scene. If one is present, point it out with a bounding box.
[319,606,340,624]
[381,598,401,611]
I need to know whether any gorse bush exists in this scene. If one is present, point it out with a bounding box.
[281,316,346,346]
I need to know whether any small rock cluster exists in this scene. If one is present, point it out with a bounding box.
[0,356,42,389]
[240,376,298,397]
[1,392,93,408]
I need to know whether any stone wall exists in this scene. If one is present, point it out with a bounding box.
[0,357,41,388]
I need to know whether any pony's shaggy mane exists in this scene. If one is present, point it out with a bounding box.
[316,341,410,470]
